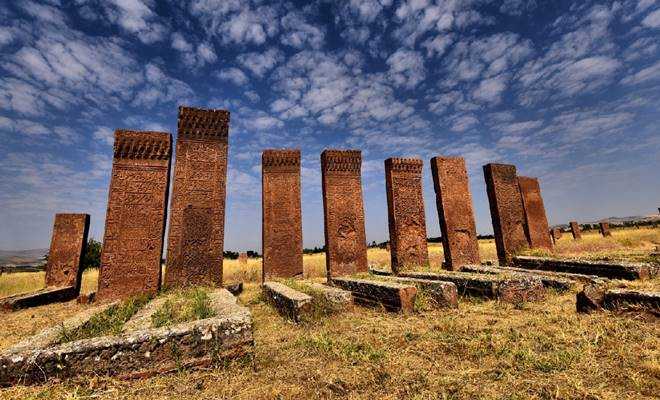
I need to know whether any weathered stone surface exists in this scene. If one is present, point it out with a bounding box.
[262,149,303,280]
[430,156,480,270]
[576,283,607,313]
[517,176,553,250]
[262,281,312,323]
[0,286,79,312]
[385,158,428,273]
[76,292,95,305]
[570,221,582,240]
[386,277,458,308]
[551,228,563,243]
[238,253,248,264]
[45,213,90,291]
[461,264,574,291]
[0,289,253,386]
[321,150,368,278]
[226,282,243,296]
[97,130,171,302]
[603,289,659,315]
[483,163,529,265]
[166,107,229,288]
[599,222,612,237]
[397,270,546,303]
[513,256,652,280]
[330,277,417,313]
[301,282,353,307]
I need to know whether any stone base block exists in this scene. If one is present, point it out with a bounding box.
[262,281,312,323]
[330,277,417,313]
[460,265,574,292]
[0,286,78,312]
[513,256,654,280]
[577,284,659,315]
[301,282,353,308]
[386,277,458,308]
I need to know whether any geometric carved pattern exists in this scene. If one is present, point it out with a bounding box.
[570,221,582,240]
[321,150,368,278]
[517,176,553,251]
[97,130,172,302]
[262,149,303,281]
[165,106,229,288]
[483,163,529,266]
[385,157,428,273]
[430,156,480,271]
[45,213,90,292]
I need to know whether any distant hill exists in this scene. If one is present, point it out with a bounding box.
[0,249,48,266]
[552,214,660,228]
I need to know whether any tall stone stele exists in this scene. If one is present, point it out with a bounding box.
[599,222,612,237]
[46,213,90,293]
[97,130,172,302]
[430,156,480,270]
[483,163,529,266]
[262,149,303,281]
[570,221,582,240]
[166,107,229,288]
[385,157,429,274]
[517,176,553,250]
[550,227,563,243]
[321,149,368,278]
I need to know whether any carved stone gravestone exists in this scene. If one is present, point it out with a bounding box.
[517,176,553,250]
[599,222,612,237]
[570,221,582,240]
[45,213,90,292]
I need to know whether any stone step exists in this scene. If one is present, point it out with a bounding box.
[330,277,417,313]
[513,256,655,280]
[0,286,79,312]
[384,277,458,308]
[460,265,575,291]
[262,281,312,323]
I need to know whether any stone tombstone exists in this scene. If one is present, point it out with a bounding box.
[166,107,229,288]
[430,156,480,271]
[599,222,612,237]
[551,227,563,243]
[384,158,428,273]
[45,213,90,292]
[570,221,582,240]
[517,176,553,250]
[97,130,172,302]
[262,149,303,280]
[321,150,368,278]
[483,163,529,266]
[238,252,248,264]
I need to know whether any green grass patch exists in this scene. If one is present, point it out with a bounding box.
[59,294,151,343]
[151,287,216,328]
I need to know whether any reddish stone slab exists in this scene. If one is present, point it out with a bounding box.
[483,163,529,265]
[97,130,171,302]
[262,149,303,280]
[321,150,368,278]
[45,213,90,291]
[165,107,229,288]
[385,158,428,273]
[238,252,248,264]
[570,221,582,240]
[551,227,563,243]
[430,156,480,271]
[517,176,553,250]
[599,222,612,237]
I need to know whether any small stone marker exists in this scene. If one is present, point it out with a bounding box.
[238,252,248,264]
[262,281,312,323]
[517,176,553,250]
[262,149,303,280]
[97,130,172,302]
[513,256,653,280]
[569,221,582,240]
[321,150,368,278]
[577,285,660,315]
[384,158,428,273]
[483,163,529,265]
[330,277,417,313]
[430,156,480,270]
[599,222,612,237]
[166,107,229,288]
[45,213,90,291]
[551,227,562,243]
[386,277,458,308]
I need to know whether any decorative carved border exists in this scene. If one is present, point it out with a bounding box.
[178,106,230,142]
[113,130,172,160]
[385,157,423,174]
[321,149,361,173]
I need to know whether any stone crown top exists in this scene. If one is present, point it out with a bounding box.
[431,155,465,164]
[114,130,172,160]
[385,157,423,173]
[262,149,301,169]
[517,176,539,186]
[321,149,362,172]
[178,106,230,142]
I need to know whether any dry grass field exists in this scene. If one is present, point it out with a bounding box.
[0,226,658,399]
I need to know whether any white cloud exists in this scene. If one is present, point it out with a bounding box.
[238,48,284,77]
[217,68,249,85]
[93,126,114,145]
[132,63,195,107]
[170,32,217,68]
[641,9,660,28]
[472,75,507,104]
[386,49,426,89]
[280,12,325,49]
[621,61,660,85]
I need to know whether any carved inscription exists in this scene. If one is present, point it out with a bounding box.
[430,156,480,270]
[321,150,368,278]
[97,130,171,302]
[518,176,553,250]
[385,158,428,273]
[262,150,303,280]
[483,163,529,266]
[165,107,229,288]
[45,213,90,291]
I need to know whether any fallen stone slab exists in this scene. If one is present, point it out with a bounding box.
[513,256,654,280]
[368,266,392,276]
[262,281,312,323]
[330,277,417,313]
[385,277,458,308]
[0,288,253,386]
[0,286,78,312]
[299,282,353,308]
[577,285,660,315]
[397,271,546,303]
[460,265,575,292]
[472,264,606,284]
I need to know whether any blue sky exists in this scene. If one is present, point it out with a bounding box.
[0,0,659,252]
